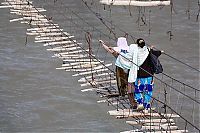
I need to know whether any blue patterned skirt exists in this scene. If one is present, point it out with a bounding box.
[134,77,154,109]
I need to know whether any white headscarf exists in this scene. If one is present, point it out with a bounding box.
[128,44,149,82]
[113,37,129,52]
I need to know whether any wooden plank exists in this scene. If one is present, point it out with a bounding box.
[10,17,24,22]
[9,5,33,9]
[2,2,31,5]
[126,119,174,125]
[58,49,88,55]
[2,1,32,5]
[57,64,94,72]
[10,8,46,12]
[120,130,188,133]
[20,21,49,25]
[49,44,81,51]
[80,79,116,87]
[81,87,116,92]
[48,47,81,52]
[78,72,114,82]
[72,68,109,76]
[35,36,74,43]
[10,8,45,12]
[9,16,45,23]
[56,54,88,59]
[10,12,38,16]
[63,58,101,62]
[65,63,112,72]
[29,26,60,32]
[79,76,115,84]
[0,5,12,8]
[108,109,180,118]
[141,125,178,131]
[126,120,175,126]
[39,32,70,36]
[28,28,63,33]
[81,88,97,92]
[61,62,103,68]
[55,53,87,58]
[63,58,102,62]
[57,62,97,70]
[61,60,101,67]
[151,130,188,133]
[100,0,170,6]
[44,40,76,46]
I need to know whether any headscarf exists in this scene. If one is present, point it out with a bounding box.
[113,37,129,53]
[127,44,149,82]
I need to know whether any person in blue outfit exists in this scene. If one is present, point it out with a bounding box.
[133,38,162,112]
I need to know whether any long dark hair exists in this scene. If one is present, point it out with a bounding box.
[136,38,145,48]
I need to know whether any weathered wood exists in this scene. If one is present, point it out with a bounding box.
[49,45,81,51]
[57,49,88,55]
[126,118,174,125]
[51,47,81,52]
[56,54,88,59]
[81,87,116,92]
[10,8,46,13]
[67,65,110,72]
[9,5,33,9]
[65,63,112,72]
[28,28,62,33]
[21,21,50,26]
[78,71,114,83]
[39,32,69,37]
[44,40,76,46]
[78,72,114,82]
[80,76,115,83]
[79,77,115,84]
[35,36,74,43]
[80,79,116,87]
[10,17,24,22]
[29,26,60,32]
[0,5,12,8]
[126,120,175,126]
[46,43,78,49]
[72,68,109,76]
[100,0,170,6]
[120,129,188,133]
[2,1,32,5]
[61,60,101,67]
[108,109,180,118]
[63,58,102,62]
[10,8,44,12]
[55,53,87,57]
[141,125,178,131]
[57,62,98,70]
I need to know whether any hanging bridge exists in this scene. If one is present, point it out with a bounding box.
[0,0,199,132]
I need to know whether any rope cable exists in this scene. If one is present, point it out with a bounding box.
[81,0,200,73]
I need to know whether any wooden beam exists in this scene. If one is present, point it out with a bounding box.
[0,5,12,8]
[120,129,188,133]
[80,79,116,87]
[72,68,109,76]
[100,0,170,6]
[78,72,114,82]
[108,109,180,118]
